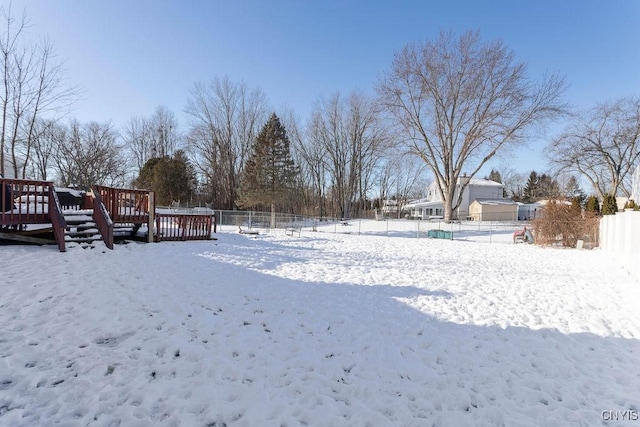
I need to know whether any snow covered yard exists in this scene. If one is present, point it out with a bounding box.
[1,227,639,426]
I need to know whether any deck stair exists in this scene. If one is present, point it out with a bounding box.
[63,209,103,248]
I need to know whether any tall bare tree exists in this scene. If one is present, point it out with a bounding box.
[30,118,64,180]
[377,30,567,221]
[124,105,181,175]
[185,77,267,209]
[55,120,127,190]
[308,91,388,218]
[548,97,640,198]
[0,5,75,178]
[123,115,154,173]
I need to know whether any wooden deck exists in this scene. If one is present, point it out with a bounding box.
[2,180,216,251]
[1,178,67,251]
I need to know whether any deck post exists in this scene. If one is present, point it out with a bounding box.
[148,192,155,243]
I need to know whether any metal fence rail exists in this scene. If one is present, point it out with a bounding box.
[212,209,533,244]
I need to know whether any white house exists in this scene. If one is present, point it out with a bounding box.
[405,176,507,220]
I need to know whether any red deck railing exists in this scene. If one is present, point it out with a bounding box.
[95,185,151,224]
[155,213,214,241]
[2,181,216,249]
[91,188,114,249]
[1,178,67,251]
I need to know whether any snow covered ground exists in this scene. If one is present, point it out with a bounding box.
[1,221,639,426]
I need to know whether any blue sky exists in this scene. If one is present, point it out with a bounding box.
[6,0,640,175]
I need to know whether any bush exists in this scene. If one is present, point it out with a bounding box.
[624,199,638,211]
[532,200,600,248]
[585,195,600,214]
[601,193,618,215]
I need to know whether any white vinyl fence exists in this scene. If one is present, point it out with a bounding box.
[599,210,640,280]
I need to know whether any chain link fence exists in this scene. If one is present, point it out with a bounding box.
[213,209,535,244]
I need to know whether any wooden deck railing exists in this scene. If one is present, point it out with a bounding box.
[48,188,67,252]
[91,188,114,249]
[2,181,216,249]
[95,185,152,224]
[155,213,214,241]
[1,178,67,251]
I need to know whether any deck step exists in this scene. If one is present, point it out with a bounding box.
[65,236,103,243]
[63,209,105,246]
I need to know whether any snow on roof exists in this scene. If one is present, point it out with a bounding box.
[471,198,517,205]
[404,199,443,208]
[466,178,503,187]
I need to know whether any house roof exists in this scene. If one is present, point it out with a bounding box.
[404,200,443,209]
[465,178,503,187]
[471,199,517,206]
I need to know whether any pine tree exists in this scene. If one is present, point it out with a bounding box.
[523,171,538,203]
[601,193,618,215]
[487,169,502,183]
[564,175,585,201]
[585,195,600,215]
[238,113,299,227]
[537,174,561,199]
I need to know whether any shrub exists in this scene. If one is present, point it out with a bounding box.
[624,199,638,210]
[532,200,600,248]
[585,195,600,215]
[601,193,618,215]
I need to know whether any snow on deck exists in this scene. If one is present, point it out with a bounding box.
[1,226,639,426]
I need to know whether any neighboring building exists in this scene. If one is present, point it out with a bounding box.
[469,199,518,221]
[381,199,400,216]
[517,202,543,221]
[405,177,507,220]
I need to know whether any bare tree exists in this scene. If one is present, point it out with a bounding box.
[379,153,429,218]
[30,118,64,180]
[123,115,154,173]
[185,77,267,209]
[292,116,328,218]
[124,106,181,175]
[498,166,527,201]
[548,97,640,198]
[377,30,567,221]
[150,105,180,158]
[308,91,388,218]
[55,120,127,189]
[0,5,76,178]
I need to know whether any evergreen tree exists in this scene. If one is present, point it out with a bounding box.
[537,174,561,199]
[486,169,502,183]
[601,193,618,215]
[585,195,600,215]
[564,175,585,201]
[136,150,196,206]
[238,113,299,227]
[523,171,538,203]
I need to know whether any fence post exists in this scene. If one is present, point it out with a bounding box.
[148,192,155,243]
[489,221,492,244]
